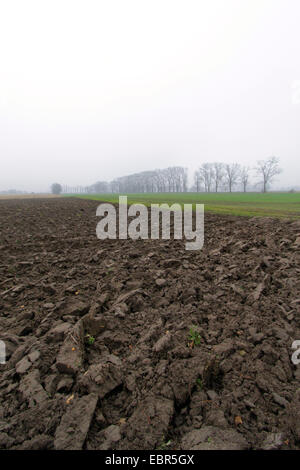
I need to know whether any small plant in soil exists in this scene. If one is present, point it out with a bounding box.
[188,327,201,348]
[158,438,172,450]
[196,378,203,390]
[85,334,95,346]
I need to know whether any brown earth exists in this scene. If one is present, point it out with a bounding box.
[0,197,300,450]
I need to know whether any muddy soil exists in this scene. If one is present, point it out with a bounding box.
[0,197,300,450]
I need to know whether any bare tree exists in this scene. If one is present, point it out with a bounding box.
[198,163,214,192]
[155,169,167,192]
[240,166,251,192]
[212,162,225,193]
[255,157,282,193]
[181,167,188,192]
[194,169,202,192]
[164,167,175,192]
[225,163,241,192]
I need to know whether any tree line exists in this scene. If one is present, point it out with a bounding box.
[52,157,282,195]
[193,157,281,193]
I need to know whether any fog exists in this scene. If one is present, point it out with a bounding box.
[1,0,300,192]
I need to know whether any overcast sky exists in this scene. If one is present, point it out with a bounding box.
[1,0,300,192]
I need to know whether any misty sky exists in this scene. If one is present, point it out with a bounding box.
[1,0,300,192]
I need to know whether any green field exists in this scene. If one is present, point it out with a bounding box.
[71,192,300,218]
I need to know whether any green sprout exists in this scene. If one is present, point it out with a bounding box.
[188,327,201,348]
[85,334,95,346]
[158,439,172,450]
[196,378,203,389]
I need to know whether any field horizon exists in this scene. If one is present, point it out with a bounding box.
[71,191,300,219]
